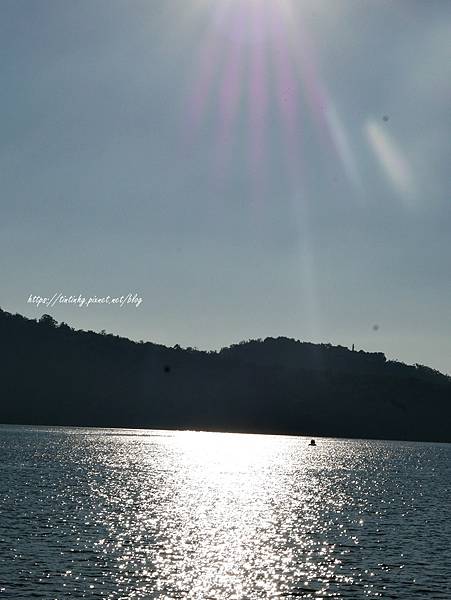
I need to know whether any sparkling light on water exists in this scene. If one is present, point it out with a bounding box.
[1,426,450,599]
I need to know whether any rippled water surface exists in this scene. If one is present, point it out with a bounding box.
[0,425,450,599]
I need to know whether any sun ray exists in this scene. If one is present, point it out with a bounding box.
[281,6,362,194]
[215,6,247,178]
[366,119,416,204]
[183,0,362,202]
[268,2,303,181]
[248,0,269,202]
[326,103,362,192]
[186,2,232,138]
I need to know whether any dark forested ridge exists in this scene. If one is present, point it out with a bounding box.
[1,307,450,442]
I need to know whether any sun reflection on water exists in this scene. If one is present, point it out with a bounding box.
[142,431,344,598]
[2,428,449,599]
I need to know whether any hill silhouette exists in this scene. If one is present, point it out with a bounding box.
[0,307,450,442]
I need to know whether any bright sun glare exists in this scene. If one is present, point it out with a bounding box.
[185,0,361,195]
[185,0,415,203]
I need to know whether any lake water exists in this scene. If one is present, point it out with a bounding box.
[0,425,449,599]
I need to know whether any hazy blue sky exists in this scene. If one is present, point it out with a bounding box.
[1,0,451,373]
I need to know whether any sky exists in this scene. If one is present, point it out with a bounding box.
[1,0,451,373]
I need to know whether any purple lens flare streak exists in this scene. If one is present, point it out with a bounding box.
[248,0,269,207]
[183,0,362,201]
[214,9,247,183]
[185,2,232,143]
[268,3,304,187]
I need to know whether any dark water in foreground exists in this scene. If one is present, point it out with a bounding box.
[0,426,449,599]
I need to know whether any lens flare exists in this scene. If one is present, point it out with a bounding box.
[184,0,361,197]
[182,0,365,344]
[326,103,362,192]
[366,119,415,203]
